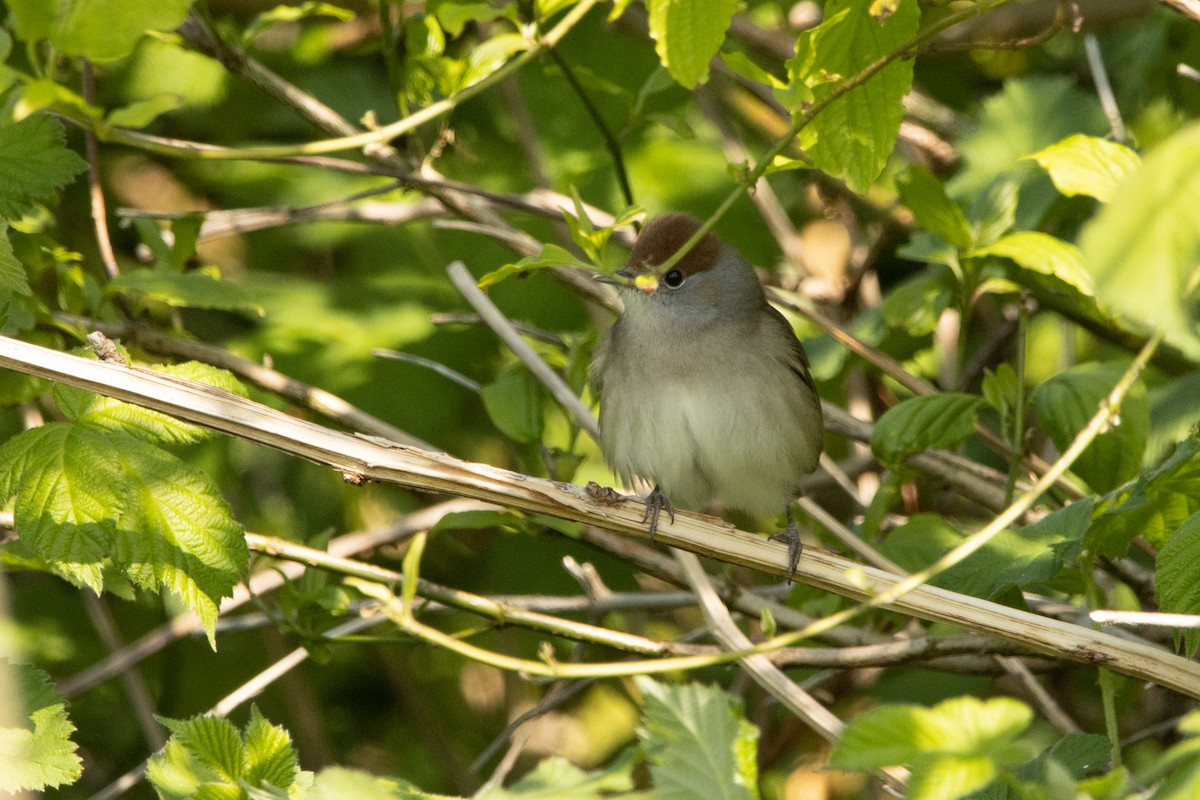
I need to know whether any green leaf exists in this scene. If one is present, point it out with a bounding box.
[784,0,920,193]
[461,33,527,90]
[882,502,1091,598]
[896,165,972,250]
[0,115,87,219]
[880,268,954,336]
[908,755,996,800]
[478,245,592,288]
[720,51,785,89]
[0,424,121,592]
[1079,121,1200,359]
[832,697,1032,774]
[829,705,933,768]
[481,365,545,444]
[871,393,984,465]
[967,172,1021,248]
[307,767,424,800]
[0,421,246,643]
[149,707,306,800]
[478,753,636,799]
[1157,510,1200,657]
[647,0,738,89]
[43,0,194,61]
[110,269,264,315]
[110,434,247,646]
[105,93,185,129]
[55,360,247,445]
[1088,435,1200,555]
[1030,362,1148,493]
[1031,733,1111,779]
[0,661,83,793]
[948,76,1108,202]
[973,231,1094,299]
[242,2,356,44]
[1027,134,1141,203]
[636,677,759,800]
[0,222,30,296]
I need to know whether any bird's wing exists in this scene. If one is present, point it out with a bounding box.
[763,304,817,394]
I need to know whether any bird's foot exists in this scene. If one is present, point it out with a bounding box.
[642,487,675,544]
[769,509,803,582]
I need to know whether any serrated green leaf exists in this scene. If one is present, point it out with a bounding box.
[111,269,264,315]
[1030,362,1148,493]
[105,93,184,129]
[1089,436,1200,555]
[636,677,758,800]
[0,115,87,219]
[0,222,30,296]
[871,393,984,465]
[481,366,545,444]
[1027,134,1141,203]
[973,231,1094,298]
[478,245,592,288]
[0,419,245,642]
[0,661,83,793]
[242,706,303,790]
[1079,121,1200,359]
[242,2,356,43]
[908,755,997,800]
[647,0,737,89]
[897,165,972,250]
[784,0,920,193]
[55,360,246,445]
[110,434,247,646]
[48,0,194,61]
[431,0,516,37]
[1157,510,1200,657]
[149,708,304,800]
[0,424,122,592]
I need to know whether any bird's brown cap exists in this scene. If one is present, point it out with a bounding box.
[623,213,721,278]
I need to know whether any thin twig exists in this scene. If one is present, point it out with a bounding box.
[546,47,635,208]
[1085,33,1128,143]
[81,594,166,749]
[447,261,600,441]
[372,348,482,393]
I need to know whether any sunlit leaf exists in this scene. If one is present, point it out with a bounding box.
[0,661,82,793]
[1157,510,1200,656]
[1080,121,1200,359]
[1027,134,1141,203]
[647,0,738,88]
[784,0,920,193]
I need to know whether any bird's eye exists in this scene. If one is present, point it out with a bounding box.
[663,269,685,288]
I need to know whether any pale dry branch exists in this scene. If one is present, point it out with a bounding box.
[3,335,1198,697]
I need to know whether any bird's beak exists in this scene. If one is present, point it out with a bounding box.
[596,266,658,295]
[613,265,658,295]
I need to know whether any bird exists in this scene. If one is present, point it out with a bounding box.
[592,213,824,580]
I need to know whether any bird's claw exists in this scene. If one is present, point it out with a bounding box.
[769,509,803,582]
[642,487,674,544]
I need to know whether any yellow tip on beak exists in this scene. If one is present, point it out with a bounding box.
[634,273,659,294]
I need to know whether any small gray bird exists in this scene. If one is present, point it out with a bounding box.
[592,213,824,579]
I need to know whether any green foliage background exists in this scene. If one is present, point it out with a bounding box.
[0,0,1199,798]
